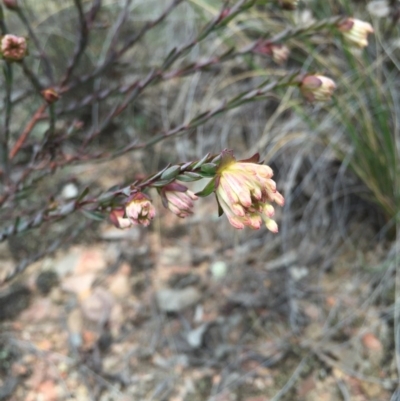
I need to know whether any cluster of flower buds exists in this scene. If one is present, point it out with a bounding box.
[338,18,374,48]
[110,192,156,228]
[213,151,284,232]
[109,150,285,233]
[1,34,27,62]
[300,75,336,102]
[254,41,290,65]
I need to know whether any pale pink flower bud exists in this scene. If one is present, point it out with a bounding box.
[270,44,290,65]
[161,182,198,218]
[265,218,278,233]
[253,41,290,65]
[338,18,374,48]
[214,151,284,232]
[125,192,156,227]
[1,34,27,61]
[300,75,336,102]
[109,209,132,229]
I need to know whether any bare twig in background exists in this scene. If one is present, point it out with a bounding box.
[9,104,47,160]
[15,7,54,84]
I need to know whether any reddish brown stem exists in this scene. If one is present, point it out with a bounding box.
[9,104,47,160]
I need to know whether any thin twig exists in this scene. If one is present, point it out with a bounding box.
[9,104,47,160]
[16,8,54,84]
[60,0,185,93]
[60,0,89,87]
[19,59,43,92]
[1,62,13,178]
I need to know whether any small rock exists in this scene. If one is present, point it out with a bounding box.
[265,251,297,270]
[186,324,209,348]
[67,309,83,334]
[62,273,95,299]
[156,287,201,312]
[109,274,130,299]
[100,225,141,241]
[362,332,382,351]
[290,266,309,281]
[54,251,81,277]
[61,183,79,200]
[159,246,191,266]
[0,285,31,321]
[81,287,114,324]
[360,381,383,399]
[210,261,228,279]
[74,248,107,275]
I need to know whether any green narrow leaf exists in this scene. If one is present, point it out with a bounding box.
[200,163,217,175]
[161,165,181,180]
[193,153,210,170]
[176,172,203,182]
[81,209,105,221]
[76,187,89,202]
[195,177,216,197]
[151,179,174,188]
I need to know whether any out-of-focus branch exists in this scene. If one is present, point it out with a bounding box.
[0,6,10,179]
[15,7,54,84]
[1,62,12,179]
[60,0,185,93]
[60,0,90,87]
[19,59,43,92]
[9,104,47,160]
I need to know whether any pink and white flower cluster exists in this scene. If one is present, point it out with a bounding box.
[1,34,27,61]
[215,152,284,232]
[110,192,156,228]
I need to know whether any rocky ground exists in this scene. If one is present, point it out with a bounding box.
[0,171,397,400]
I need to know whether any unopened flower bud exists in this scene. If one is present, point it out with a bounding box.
[279,0,298,10]
[270,44,290,64]
[338,18,374,48]
[125,192,155,227]
[109,209,132,229]
[3,0,18,10]
[300,75,336,102]
[161,182,198,218]
[254,41,290,64]
[1,34,27,61]
[41,88,60,104]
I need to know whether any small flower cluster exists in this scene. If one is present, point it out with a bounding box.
[215,151,284,232]
[109,150,285,233]
[110,184,198,229]
[1,34,27,62]
[110,192,156,228]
